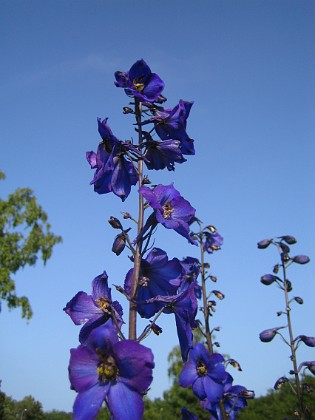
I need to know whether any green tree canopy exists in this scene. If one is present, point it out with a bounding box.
[0,171,62,319]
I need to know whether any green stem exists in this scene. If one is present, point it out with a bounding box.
[282,261,304,418]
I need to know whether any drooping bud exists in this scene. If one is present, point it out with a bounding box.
[209,275,217,282]
[292,255,310,264]
[284,280,293,292]
[293,296,303,305]
[257,239,272,249]
[279,242,290,254]
[273,264,280,274]
[281,235,297,245]
[150,322,163,335]
[227,359,242,371]
[112,233,126,256]
[240,390,255,399]
[122,212,132,219]
[212,290,225,300]
[274,376,289,390]
[108,216,123,229]
[213,341,220,347]
[206,225,217,233]
[296,335,315,347]
[260,274,279,286]
[123,106,133,114]
[259,326,286,343]
[156,94,167,104]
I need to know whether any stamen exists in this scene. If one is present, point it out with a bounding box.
[96,297,110,312]
[197,361,207,376]
[162,201,174,219]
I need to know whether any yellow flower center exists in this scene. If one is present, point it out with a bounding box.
[197,361,207,376]
[162,201,174,219]
[96,297,110,312]
[97,355,118,382]
[133,78,145,92]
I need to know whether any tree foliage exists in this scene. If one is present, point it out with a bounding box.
[0,171,62,319]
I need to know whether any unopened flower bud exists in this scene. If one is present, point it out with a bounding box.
[142,176,151,185]
[281,235,297,245]
[274,376,289,390]
[227,359,242,371]
[280,242,290,254]
[260,274,279,286]
[212,290,225,300]
[206,225,217,233]
[108,216,123,229]
[214,341,220,347]
[292,255,310,264]
[209,275,217,282]
[156,94,167,103]
[122,212,132,219]
[112,233,126,256]
[240,390,255,399]
[150,322,163,335]
[257,239,272,249]
[273,264,280,274]
[207,300,216,308]
[123,106,133,114]
[259,326,286,343]
[284,280,292,292]
[294,296,303,304]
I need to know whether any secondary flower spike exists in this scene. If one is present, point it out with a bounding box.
[114,59,164,102]
[69,324,154,420]
[138,183,197,245]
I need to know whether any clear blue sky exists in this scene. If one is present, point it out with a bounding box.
[1,0,314,413]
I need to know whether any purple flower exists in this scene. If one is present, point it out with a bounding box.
[139,184,197,245]
[114,59,164,102]
[149,100,195,155]
[179,343,227,403]
[124,247,183,318]
[259,326,286,343]
[148,284,198,362]
[202,373,254,420]
[144,139,186,171]
[69,324,154,420]
[295,335,315,347]
[203,231,223,254]
[86,118,138,201]
[64,272,123,344]
[179,256,201,298]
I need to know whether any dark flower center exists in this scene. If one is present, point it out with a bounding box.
[139,276,150,287]
[96,297,111,312]
[162,201,174,219]
[197,360,207,376]
[97,352,118,382]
